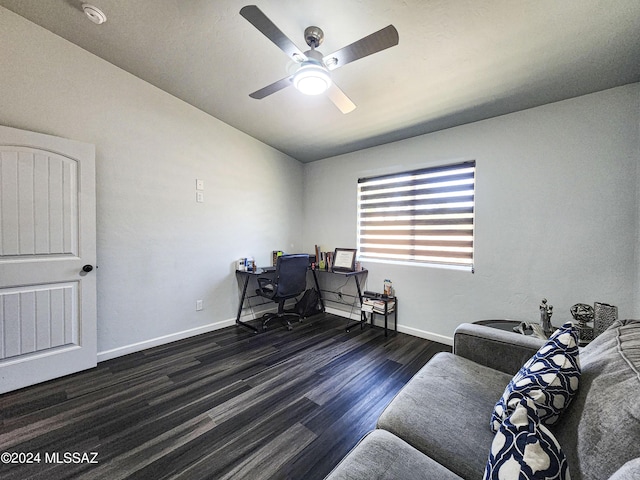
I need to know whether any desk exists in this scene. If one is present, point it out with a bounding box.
[235,267,368,333]
[312,269,369,332]
[235,268,276,332]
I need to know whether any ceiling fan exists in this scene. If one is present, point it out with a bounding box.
[240,5,399,114]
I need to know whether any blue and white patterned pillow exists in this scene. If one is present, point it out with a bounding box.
[491,322,580,432]
[484,397,570,480]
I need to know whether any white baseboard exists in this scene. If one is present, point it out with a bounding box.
[397,325,453,346]
[326,307,453,346]
[97,317,236,362]
[98,307,454,363]
[324,306,362,320]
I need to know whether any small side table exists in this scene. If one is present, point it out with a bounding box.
[360,294,398,337]
[473,319,525,334]
[473,319,559,340]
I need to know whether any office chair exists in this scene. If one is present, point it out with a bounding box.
[255,253,309,331]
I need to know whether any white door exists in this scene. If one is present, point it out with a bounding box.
[0,125,97,394]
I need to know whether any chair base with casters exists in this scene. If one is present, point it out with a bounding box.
[260,301,301,331]
[255,253,309,332]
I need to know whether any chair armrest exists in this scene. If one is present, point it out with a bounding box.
[453,323,545,375]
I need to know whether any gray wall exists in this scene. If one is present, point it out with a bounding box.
[0,7,304,359]
[303,84,640,344]
[2,6,638,356]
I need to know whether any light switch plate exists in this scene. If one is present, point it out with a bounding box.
[196,179,204,190]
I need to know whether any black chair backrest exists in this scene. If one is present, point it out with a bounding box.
[275,254,309,298]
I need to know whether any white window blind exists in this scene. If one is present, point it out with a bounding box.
[357,161,475,271]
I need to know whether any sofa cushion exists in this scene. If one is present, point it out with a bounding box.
[484,396,569,480]
[323,429,463,480]
[491,322,580,432]
[377,352,512,479]
[552,319,640,480]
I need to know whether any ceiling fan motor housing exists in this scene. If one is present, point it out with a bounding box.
[304,49,324,64]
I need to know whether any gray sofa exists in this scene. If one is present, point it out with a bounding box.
[325,319,640,480]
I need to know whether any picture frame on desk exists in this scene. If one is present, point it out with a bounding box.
[332,248,357,273]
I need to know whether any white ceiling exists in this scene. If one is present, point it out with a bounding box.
[1,0,639,162]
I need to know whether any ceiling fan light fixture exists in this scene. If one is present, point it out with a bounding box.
[293,64,331,96]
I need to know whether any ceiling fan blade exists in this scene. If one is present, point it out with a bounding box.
[326,83,356,114]
[240,5,307,61]
[323,25,399,70]
[249,76,292,99]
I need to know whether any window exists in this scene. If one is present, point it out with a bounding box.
[357,161,475,271]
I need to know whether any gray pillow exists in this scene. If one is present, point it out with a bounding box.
[609,458,640,480]
[552,320,640,480]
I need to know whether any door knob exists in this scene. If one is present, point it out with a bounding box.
[82,265,94,272]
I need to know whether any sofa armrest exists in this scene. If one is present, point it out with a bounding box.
[453,323,545,375]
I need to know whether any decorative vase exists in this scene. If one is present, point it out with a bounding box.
[570,303,594,345]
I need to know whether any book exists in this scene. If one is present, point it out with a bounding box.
[362,297,395,314]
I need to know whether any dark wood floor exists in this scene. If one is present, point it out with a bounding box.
[0,313,450,480]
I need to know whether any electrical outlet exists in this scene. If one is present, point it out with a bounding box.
[196,191,204,203]
[196,299,203,311]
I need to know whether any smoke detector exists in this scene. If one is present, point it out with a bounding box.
[82,4,107,24]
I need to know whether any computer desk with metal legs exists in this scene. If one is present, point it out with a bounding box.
[311,268,369,332]
[235,267,368,333]
[235,268,273,333]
